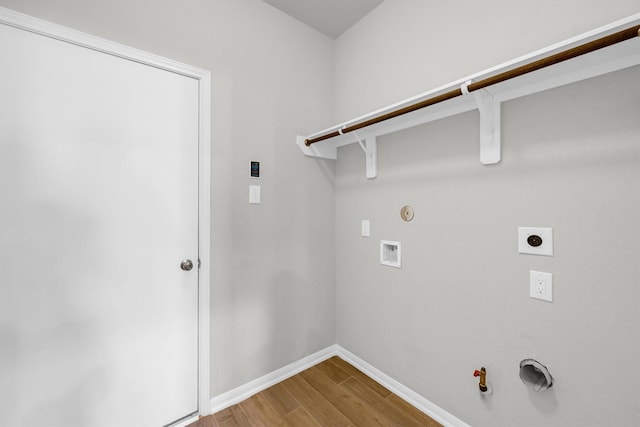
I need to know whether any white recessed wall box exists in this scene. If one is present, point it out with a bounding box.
[380,240,401,268]
[518,227,553,256]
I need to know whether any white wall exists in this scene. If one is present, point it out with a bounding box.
[334,1,640,426]
[0,0,337,398]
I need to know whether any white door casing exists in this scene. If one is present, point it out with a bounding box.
[0,8,211,427]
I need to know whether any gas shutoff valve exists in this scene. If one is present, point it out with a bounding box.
[473,367,488,392]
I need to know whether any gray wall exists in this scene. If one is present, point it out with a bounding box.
[0,0,337,397]
[334,1,640,426]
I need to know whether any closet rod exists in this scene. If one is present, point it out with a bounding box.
[305,25,640,147]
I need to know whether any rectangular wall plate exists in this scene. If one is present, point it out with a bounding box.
[361,220,370,237]
[249,185,261,204]
[518,227,553,256]
[530,270,553,302]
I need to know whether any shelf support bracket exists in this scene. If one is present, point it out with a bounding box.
[354,131,377,179]
[473,88,501,165]
[462,81,501,165]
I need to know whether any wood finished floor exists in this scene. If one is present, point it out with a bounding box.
[188,356,443,427]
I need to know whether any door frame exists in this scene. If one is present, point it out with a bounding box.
[0,7,212,423]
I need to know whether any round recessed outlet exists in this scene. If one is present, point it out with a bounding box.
[527,234,543,247]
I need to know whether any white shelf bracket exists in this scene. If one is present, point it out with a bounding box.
[462,81,501,165]
[474,89,501,165]
[475,90,501,165]
[354,131,377,179]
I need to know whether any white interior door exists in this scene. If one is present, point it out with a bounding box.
[0,20,200,427]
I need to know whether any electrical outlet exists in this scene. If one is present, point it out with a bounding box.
[530,271,552,302]
[518,227,553,256]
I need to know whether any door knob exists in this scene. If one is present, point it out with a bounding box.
[180,259,194,271]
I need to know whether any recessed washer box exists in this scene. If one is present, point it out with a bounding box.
[380,240,401,268]
[518,227,553,256]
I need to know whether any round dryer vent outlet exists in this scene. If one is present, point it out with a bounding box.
[400,205,414,222]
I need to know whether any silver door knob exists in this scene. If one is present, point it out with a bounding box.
[180,259,193,271]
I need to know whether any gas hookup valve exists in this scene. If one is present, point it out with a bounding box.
[473,367,493,395]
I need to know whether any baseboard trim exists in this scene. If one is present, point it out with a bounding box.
[209,345,339,413]
[209,344,469,427]
[170,413,199,427]
[335,346,471,427]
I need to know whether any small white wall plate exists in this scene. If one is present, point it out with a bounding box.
[530,270,553,302]
[518,227,553,256]
[361,220,370,237]
[249,185,261,204]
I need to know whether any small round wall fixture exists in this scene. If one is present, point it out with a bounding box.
[400,205,414,222]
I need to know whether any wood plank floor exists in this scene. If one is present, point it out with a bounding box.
[188,356,442,427]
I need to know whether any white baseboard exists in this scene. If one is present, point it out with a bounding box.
[335,346,471,427]
[171,413,199,427]
[209,344,470,427]
[209,345,339,413]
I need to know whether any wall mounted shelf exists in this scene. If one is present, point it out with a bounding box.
[296,14,640,178]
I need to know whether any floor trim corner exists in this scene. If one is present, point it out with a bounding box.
[209,344,470,426]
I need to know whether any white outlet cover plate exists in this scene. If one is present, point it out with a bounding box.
[530,270,553,302]
[518,227,553,256]
[249,185,261,204]
[361,220,370,237]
